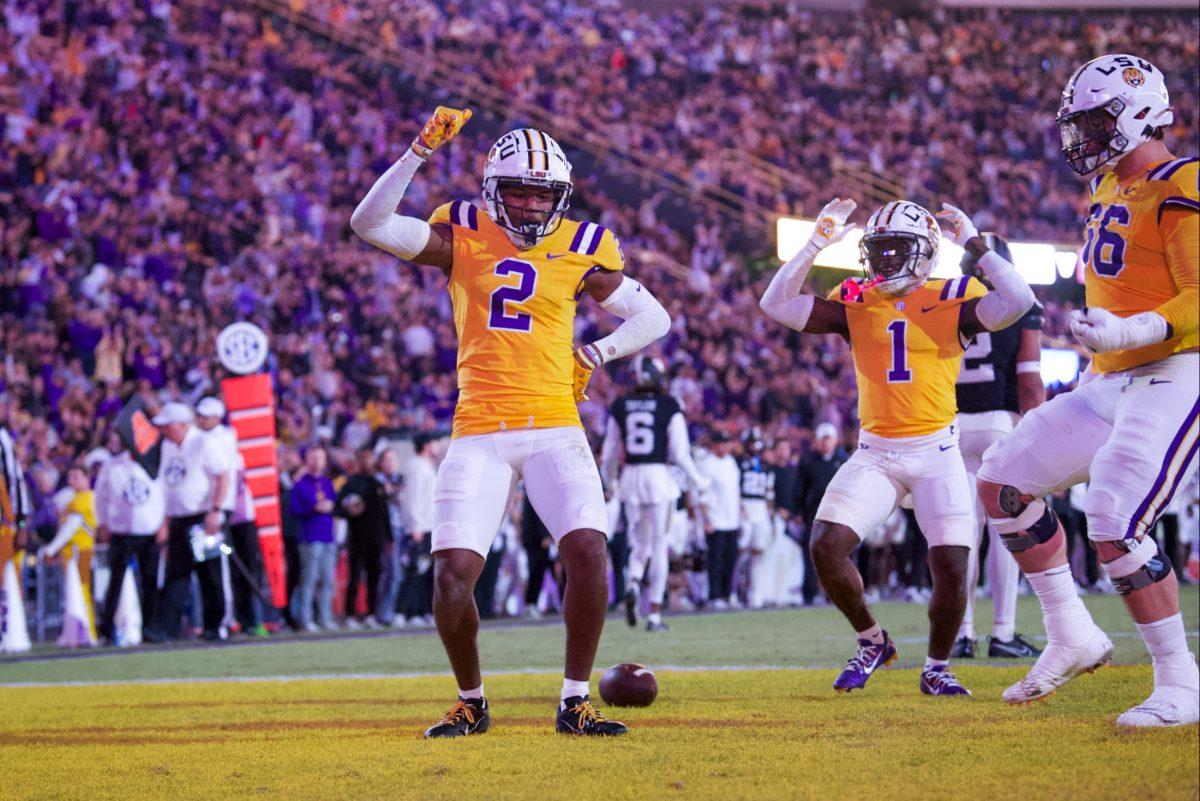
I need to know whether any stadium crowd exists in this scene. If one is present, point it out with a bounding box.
[0,0,1197,645]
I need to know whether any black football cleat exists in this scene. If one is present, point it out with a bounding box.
[624,587,639,628]
[556,696,628,736]
[950,636,976,659]
[424,697,489,739]
[988,634,1043,659]
[645,620,669,632]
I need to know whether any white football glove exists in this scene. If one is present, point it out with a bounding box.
[1069,307,1169,353]
[807,198,857,250]
[935,203,979,248]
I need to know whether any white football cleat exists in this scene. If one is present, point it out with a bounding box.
[1003,627,1113,705]
[1117,686,1200,727]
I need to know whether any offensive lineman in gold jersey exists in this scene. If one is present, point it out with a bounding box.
[978,54,1199,726]
[759,197,1036,696]
[351,109,669,737]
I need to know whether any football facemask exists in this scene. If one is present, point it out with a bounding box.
[492,178,571,248]
[1057,99,1128,177]
[860,233,931,294]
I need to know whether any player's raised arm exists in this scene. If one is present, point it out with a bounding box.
[758,198,854,336]
[349,106,472,272]
[572,268,671,402]
[938,204,1036,340]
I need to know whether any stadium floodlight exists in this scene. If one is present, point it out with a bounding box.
[777,216,1065,285]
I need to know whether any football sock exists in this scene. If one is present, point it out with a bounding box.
[857,623,885,646]
[1137,613,1199,690]
[561,678,590,702]
[459,685,484,701]
[925,656,949,671]
[647,612,662,625]
[992,622,1016,642]
[1026,564,1093,647]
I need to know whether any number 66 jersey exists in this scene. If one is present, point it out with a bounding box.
[427,200,625,438]
[1082,156,1198,374]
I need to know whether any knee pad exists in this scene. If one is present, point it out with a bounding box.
[1100,536,1173,596]
[981,479,1058,551]
[990,495,1059,553]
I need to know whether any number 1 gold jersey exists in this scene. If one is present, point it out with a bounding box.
[827,276,986,438]
[427,201,625,438]
[1082,157,1198,373]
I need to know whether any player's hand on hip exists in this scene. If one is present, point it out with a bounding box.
[808,198,857,250]
[572,347,597,402]
[412,106,472,159]
[935,203,979,247]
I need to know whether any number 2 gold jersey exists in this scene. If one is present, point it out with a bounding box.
[1082,157,1199,373]
[427,201,625,438]
[827,276,986,438]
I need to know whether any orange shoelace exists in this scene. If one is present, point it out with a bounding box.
[567,699,606,729]
[438,700,478,727]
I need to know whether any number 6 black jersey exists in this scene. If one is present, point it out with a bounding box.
[956,303,1044,415]
[609,392,681,465]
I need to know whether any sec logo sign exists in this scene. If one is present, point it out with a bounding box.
[217,322,269,375]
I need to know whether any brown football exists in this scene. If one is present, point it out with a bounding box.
[599,662,658,707]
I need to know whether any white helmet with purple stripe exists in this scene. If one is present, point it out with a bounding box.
[483,128,573,249]
[859,200,941,296]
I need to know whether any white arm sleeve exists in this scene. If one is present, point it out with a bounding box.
[350,148,432,260]
[758,241,820,331]
[45,513,84,556]
[667,413,706,490]
[584,278,670,365]
[974,250,1036,331]
[599,416,622,487]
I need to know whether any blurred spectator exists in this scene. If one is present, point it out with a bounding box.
[399,433,442,625]
[94,432,166,643]
[337,447,391,628]
[290,445,338,632]
[155,402,232,641]
[697,433,741,609]
[797,423,849,605]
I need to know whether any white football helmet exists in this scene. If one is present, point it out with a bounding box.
[859,201,940,296]
[1057,54,1173,176]
[482,128,572,248]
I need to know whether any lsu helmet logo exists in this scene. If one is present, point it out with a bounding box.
[1122,67,1145,88]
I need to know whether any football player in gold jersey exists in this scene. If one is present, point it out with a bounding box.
[759,197,1035,696]
[351,108,669,737]
[978,54,1198,726]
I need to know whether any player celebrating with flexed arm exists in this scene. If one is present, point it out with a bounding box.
[351,108,670,738]
[600,355,709,632]
[759,197,1035,697]
[977,54,1199,726]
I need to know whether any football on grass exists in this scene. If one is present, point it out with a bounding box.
[599,663,658,707]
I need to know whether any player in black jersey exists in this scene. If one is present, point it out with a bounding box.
[601,356,708,631]
[952,233,1046,659]
[738,428,776,608]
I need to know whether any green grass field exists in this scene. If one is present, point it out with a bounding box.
[1,589,1197,800]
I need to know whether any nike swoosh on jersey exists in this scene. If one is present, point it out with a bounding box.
[1149,378,1172,385]
[938,444,954,451]
[921,305,939,313]
[545,253,566,260]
